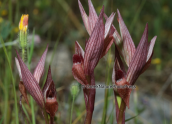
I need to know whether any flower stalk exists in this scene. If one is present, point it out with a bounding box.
[70,83,79,124]
[118,100,126,124]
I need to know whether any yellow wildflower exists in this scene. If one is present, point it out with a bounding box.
[1,10,7,16]
[19,14,29,32]
[151,58,161,65]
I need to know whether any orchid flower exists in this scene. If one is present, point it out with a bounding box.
[72,5,108,123]
[15,46,48,107]
[112,9,157,124]
[15,46,58,123]
[78,0,115,58]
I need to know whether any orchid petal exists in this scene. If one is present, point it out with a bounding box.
[117,9,136,66]
[42,66,53,99]
[15,58,22,79]
[72,54,88,85]
[16,50,44,108]
[78,0,91,35]
[19,81,30,107]
[84,7,105,76]
[33,46,48,83]
[104,13,115,39]
[127,24,149,85]
[88,0,98,34]
[43,66,58,117]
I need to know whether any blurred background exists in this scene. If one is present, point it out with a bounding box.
[0,0,172,123]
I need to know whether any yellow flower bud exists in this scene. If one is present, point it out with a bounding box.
[19,14,29,32]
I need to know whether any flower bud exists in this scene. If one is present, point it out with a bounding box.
[19,14,29,32]
[70,82,79,97]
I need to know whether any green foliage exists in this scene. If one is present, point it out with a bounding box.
[0,21,12,40]
[0,116,4,124]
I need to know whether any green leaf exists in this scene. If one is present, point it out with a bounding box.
[125,115,138,122]
[0,116,4,124]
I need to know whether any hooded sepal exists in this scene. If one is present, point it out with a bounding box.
[78,0,98,35]
[88,0,98,34]
[33,45,48,83]
[141,36,157,73]
[78,0,91,35]
[117,9,136,66]
[104,13,115,39]
[43,66,58,117]
[127,24,149,85]
[100,13,116,58]
[16,50,44,108]
[147,36,157,62]
[84,7,105,76]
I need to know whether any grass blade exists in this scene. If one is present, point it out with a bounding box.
[125,115,138,122]
[27,29,36,124]
[0,36,19,124]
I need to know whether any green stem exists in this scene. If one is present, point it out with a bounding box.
[118,100,126,124]
[4,64,9,124]
[43,108,49,124]
[70,96,75,124]
[101,48,111,124]
[30,97,36,124]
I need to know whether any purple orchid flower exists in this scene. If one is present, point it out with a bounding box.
[112,9,157,124]
[15,46,58,123]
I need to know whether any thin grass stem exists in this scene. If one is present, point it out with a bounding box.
[1,37,19,124]
[27,30,36,124]
[101,48,111,124]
